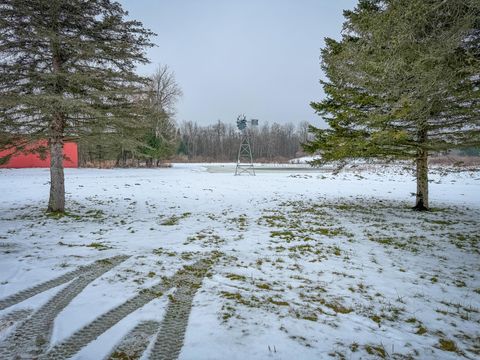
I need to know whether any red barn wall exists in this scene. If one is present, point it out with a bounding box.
[0,141,78,168]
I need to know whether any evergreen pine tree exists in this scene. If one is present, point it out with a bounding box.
[0,0,155,212]
[304,0,480,210]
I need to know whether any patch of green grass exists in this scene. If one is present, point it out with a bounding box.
[86,242,110,250]
[448,232,480,253]
[376,237,394,245]
[160,212,191,226]
[332,246,341,256]
[46,211,70,220]
[313,296,352,314]
[46,209,105,221]
[315,227,345,237]
[220,291,260,307]
[225,273,247,282]
[416,326,427,335]
[230,214,248,230]
[256,283,272,290]
[270,230,295,241]
[370,315,382,325]
[268,298,289,306]
[325,302,352,314]
[334,203,359,211]
[365,344,387,359]
[185,230,223,246]
[367,235,420,252]
[295,311,318,322]
[180,252,194,260]
[287,244,323,256]
[438,339,457,352]
[350,342,359,352]
[152,248,177,257]
[221,309,234,321]
[85,209,105,219]
[258,214,288,227]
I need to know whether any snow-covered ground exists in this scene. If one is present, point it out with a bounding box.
[0,163,479,359]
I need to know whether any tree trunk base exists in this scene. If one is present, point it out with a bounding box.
[412,202,429,211]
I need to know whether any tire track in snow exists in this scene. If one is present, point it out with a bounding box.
[106,320,160,360]
[0,309,32,333]
[0,256,129,359]
[149,260,211,360]
[0,255,129,311]
[42,256,215,360]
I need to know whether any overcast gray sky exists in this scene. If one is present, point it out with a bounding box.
[118,0,357,126]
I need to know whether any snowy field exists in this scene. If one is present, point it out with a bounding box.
[0,163,479,359]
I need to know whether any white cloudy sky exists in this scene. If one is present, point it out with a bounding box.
[118,0,357,126]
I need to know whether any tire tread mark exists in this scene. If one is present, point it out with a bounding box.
[106,320,160,360]
[0,309,32,333]
[0,256,129,311]
[149,258,212,360]
[41,258,212,360]
[0,256,129,359]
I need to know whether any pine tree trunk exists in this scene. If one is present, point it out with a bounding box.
[413,146,429,211]
[47,49,66,213]
[47,113,65,213]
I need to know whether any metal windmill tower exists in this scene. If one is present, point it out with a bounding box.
[235,115,258,176]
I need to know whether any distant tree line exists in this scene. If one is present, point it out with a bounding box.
[177,120,312,162]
